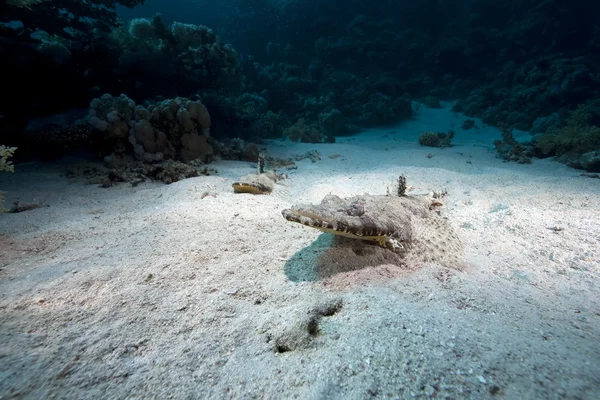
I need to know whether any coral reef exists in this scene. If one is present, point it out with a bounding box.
[203,92,288,142]
[2,0,144,40]
[3,0,600,174]
[34,124,94,159]
[0,145,17,213]
[418,131,454,148]
[65,159,216,187]
[283,119,335,144]
[493,124,533,164]
[0,12,240,138]
[461,119,476,130]
[0,146,17,173]
[493,105,600,171]
[234,0,600,147]
[87,94,213,164]
[533,105,600,171]
[114,15,242,97]
[451,56,600,132]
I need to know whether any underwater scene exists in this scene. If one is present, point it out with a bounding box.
[1,0,599,398]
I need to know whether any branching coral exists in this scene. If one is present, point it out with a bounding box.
[0,145,17,213]
[0,146,17,172]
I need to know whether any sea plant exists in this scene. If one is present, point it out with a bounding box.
[534,105,600,157]
[0,145,17,213]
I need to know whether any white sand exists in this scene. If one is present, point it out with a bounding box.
[1,103,599,399]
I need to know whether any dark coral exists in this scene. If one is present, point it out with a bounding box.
[87,94,214,164]
[493,124,533,164]
[232,0,600,142]
[4,0,600,176]
[283,119,335,144]
[1,0,144,40]
[114,15,243,98]
[533,105,600,171]
[419,131,454,148]
[22,123,100,161]
[65,159,217,186]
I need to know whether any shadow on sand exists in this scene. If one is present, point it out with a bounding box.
[283,233,407,282]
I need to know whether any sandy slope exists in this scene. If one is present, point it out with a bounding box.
[1,104,599,399]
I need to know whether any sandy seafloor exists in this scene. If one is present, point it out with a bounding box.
[1,103,599,399]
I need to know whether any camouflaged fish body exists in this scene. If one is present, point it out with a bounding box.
[282,193,463,265]
[283,194,433,251]
[232,171,283,194]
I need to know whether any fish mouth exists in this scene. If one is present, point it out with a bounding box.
[281,208,394,248]
[232,182,271,194]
